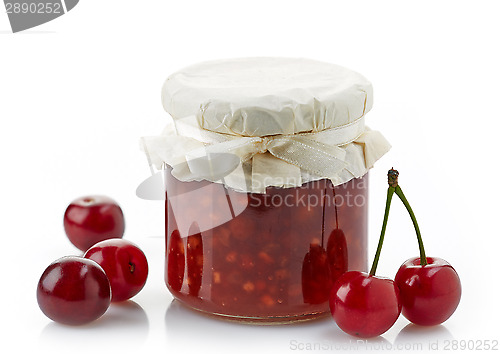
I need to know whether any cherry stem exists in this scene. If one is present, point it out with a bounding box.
[394,185,427,266]
[321,186,327,247]
[333,185,339,229]
[369,185,395,276]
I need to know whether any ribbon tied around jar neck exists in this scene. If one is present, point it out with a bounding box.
[142,114,388,193]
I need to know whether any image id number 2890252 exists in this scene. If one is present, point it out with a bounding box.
[5,2,62,14]
[443,340,499,351]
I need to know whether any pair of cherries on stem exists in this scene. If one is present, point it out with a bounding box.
[329,169,461,338]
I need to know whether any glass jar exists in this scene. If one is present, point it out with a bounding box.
[140,57,390,324]
[165,171,368,323]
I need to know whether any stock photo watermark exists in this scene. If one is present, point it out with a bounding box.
[289,339,499,352]
[3,0,79,32]
[248,184,367,210]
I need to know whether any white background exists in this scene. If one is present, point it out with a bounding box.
[1,1,499,353]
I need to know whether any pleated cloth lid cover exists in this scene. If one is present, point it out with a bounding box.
[142,57,391,193]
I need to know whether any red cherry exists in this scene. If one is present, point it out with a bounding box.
[187,224,203,296]
[37,256,111,325]
[302,243,332,304]
[84,239,149,302]
[64,195,125,251]
[329,171,401,338]
[395,257,461,326]
[387,169,461,326]
[167,229,185,292]
[326,228,348,283]
[329,271,402,338]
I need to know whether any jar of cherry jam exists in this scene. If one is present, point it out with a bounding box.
[142,58,391,323]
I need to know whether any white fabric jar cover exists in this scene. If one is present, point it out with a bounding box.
[142,57,391,193]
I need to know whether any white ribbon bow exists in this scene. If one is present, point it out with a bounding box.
[169,115,364,189]
[141,114,390,193]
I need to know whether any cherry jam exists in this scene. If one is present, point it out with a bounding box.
[165,173,368,323]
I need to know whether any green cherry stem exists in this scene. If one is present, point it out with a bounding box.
[369,183,395,276]
[387,168,427,266]
[394,184,427,266]
[369,168,428,276]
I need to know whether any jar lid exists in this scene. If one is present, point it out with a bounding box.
[142,58,390,193]
[162,57,373,137]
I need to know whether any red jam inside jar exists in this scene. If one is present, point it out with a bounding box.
[165,172,368,323]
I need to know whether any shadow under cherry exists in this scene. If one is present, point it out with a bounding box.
[39,300,149,350]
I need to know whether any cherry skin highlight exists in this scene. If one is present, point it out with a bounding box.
[84,239,148,302]
[37,256,111,325]
[395,257,461,326]
[64,195,125,251]
[329,271,402,338]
